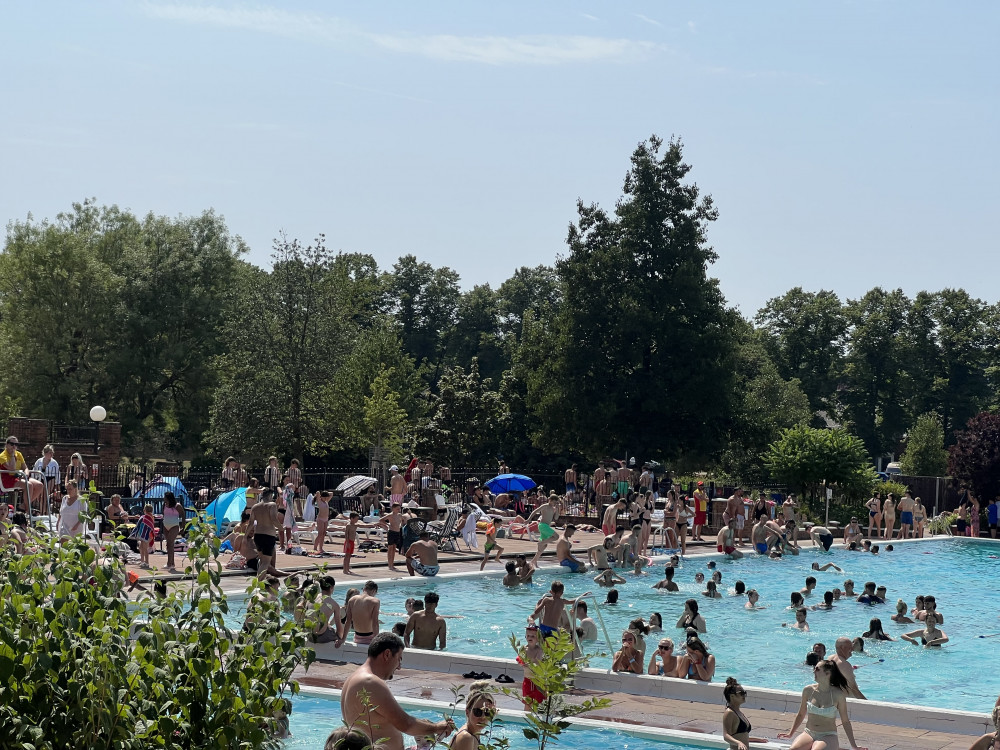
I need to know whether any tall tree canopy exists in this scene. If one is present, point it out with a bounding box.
[0,200,244,455]
[524,135,739,461]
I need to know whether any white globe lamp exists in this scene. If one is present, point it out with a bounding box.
[90,405,107,423]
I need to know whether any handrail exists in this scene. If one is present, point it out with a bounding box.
[566,591,616,674]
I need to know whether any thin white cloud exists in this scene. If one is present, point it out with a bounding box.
[368,33,654,65]
[142,3,657,65]
[633,13,662,27]
[582,13,601,22]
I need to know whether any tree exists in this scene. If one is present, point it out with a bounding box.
[362,366,408,465]
[0,517,315,749]
[414,359,503,466]
[495,265,562,343]
[524,135,739,461]
[840,287,910,460]
[754,287,847,414]
[720,327,812,482]
[207,237,378,461]
[948,412,1000,501]
[765,425,877,505]
[898,413,949,476]
[903,290,996,438]
[448,284,507,383]
[389,254,461,384]
[0,200,245,454]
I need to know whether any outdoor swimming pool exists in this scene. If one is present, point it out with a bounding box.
[285,692,703,750]
[362,538,1000,712]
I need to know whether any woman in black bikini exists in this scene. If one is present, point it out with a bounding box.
[722,677,754,750]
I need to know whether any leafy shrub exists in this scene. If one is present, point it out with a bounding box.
[0,516,315,749]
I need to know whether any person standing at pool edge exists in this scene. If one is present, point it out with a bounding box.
[692,482,709,541]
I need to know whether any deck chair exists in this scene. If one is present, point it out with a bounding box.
[427,507,461,551]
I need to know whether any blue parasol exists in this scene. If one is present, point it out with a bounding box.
[205,487,247,533]
[137,476,191,505]
[485,473,536,493]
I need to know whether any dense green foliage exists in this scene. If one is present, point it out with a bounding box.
[899,413,949,477]
[3,138,1000,479]
[0,518,315,749]
[764,425,878,503]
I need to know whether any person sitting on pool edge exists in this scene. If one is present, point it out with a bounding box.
[405,531,440,577]
[555,524,587,572]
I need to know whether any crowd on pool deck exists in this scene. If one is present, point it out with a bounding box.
[5,447,999,749]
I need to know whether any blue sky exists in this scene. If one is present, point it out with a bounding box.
[2,1,997,315]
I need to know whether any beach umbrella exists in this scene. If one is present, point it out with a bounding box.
[205,487,247,533]
[336,475,378,496]
[485,473,536,493]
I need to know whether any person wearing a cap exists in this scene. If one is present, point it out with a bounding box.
[389,465,407,506]
[0,437,45,514]
[692,482,709,541]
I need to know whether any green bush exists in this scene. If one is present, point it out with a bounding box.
[0,516,316,749]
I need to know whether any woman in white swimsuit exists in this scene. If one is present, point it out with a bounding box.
[778,658,866,750]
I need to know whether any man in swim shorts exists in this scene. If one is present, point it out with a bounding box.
[564,464,577,502]
[343,580,381,645]
[692,482,709,541]
[249,495,281,579]
[897,491,915,540]
[405,531,440,577]
[601,496,626,536]
[529,580,573,638]
[809,525,835,552]
[528,494,561,566]
[555,524,587,572]
[389,465,407,506]
[751,516,771,555]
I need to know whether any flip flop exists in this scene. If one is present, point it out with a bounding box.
[495,674,514,684]
[462,671,478,679]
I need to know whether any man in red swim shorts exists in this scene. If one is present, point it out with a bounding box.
[716,522,743,559]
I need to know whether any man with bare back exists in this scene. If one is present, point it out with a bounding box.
[564,464,577,502]
[343,579,381,645]
[249,496,281,579]
[528,494,561,566]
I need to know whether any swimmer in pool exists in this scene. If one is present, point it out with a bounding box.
[812,561,844,573]
[782,607,810,631]
[594,569,626,587]
[901,612,948,648]
[745,589,765,610]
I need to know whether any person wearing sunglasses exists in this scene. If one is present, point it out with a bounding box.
[778,659,866,749]
[612,630,644,674]
[722,678,757,750]
[449,681,496,750]
[647,638,677,676]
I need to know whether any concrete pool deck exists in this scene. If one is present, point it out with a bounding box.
[295,660,985,750]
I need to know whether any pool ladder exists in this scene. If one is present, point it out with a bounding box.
[566,592,617,673]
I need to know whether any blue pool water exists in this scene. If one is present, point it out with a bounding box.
[285,693,693,750]
[363,538,1000,712]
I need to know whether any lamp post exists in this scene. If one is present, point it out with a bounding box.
[90,406,106,484]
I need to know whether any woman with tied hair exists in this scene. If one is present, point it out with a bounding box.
[778,658,866,749]
[612,630,645,674]
[647,637,677,676]
[891,599,914,624]
[722,677,759,750]
[448,680,496,749]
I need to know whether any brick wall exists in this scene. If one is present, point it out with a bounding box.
[4,417,122,470]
